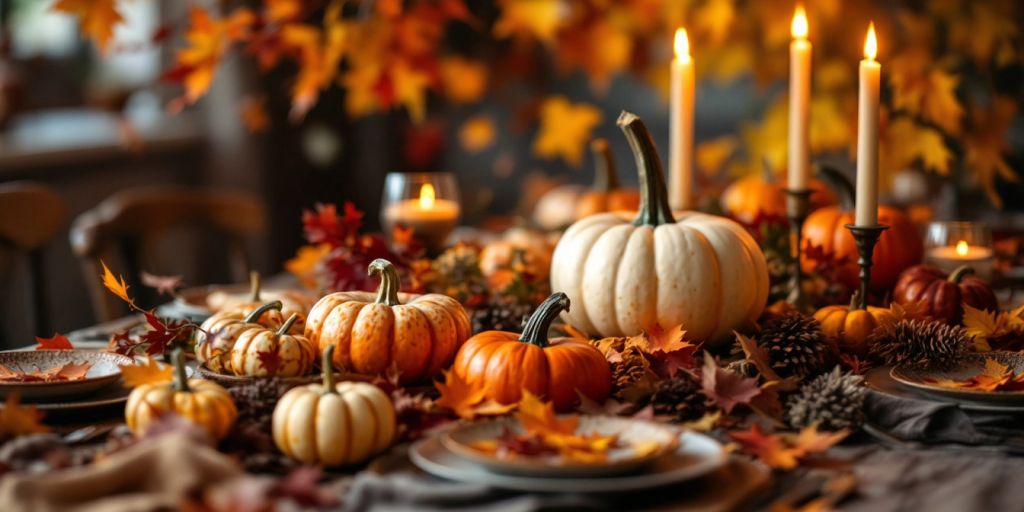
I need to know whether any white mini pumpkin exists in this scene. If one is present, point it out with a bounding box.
[272,346,396,466]
[550,112,769,345]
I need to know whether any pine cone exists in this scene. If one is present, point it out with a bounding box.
[647,373,710,423]
[870,319,968,369]
[757,314,831,380]
[786,366,865,431]
[431,244,487,303]
[470,297,533,333]
[726,359,759,379]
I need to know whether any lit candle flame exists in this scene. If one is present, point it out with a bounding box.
[956,240,969,256]
[791,5,808,39]
[418,183,436,209]
[674,28,690,60]
[864,22,877,60]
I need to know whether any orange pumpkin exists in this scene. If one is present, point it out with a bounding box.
[479,227,554,282]
[452,292,611,411]
[304,258,470,383]
[800,166,923,292]
[217,272,305,333]
[813,292,898,356]
[721,166,836,223]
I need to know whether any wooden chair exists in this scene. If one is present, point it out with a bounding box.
[0,181,67,339]
[71,187,266,322]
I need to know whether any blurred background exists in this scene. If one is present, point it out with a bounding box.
[0,0,1022,346]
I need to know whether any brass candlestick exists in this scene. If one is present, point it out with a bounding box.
[845,224,889,309]
[784,188,813,310]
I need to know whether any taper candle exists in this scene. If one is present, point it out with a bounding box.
[788,5,811,191]
[855,23,880,227]
[669,28,695,211]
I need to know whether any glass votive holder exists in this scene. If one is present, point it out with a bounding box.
[380,172,460,252]
[923,221,996,280]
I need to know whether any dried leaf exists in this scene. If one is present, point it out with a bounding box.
[101,260,133,305]
[434,370,514,420]
[923,357,1024,392]
[51,0,124,53]
[458,115,497,153]
[682,411,722,432]
[700,352,761,413]
[120,358,173,387]
[532,96,602,167]
[729,423,847,470]
[0,394,50,438]
[493,0,563,44]
[35,334,74,351]
[516,390,577,436]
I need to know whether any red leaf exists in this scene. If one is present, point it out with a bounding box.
[140,312,192,355]
[700,352,761,413]
[35,334,73,350]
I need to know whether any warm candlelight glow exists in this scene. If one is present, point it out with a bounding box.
[864,22,877,60]
[418,183,436,209]
[791,6,808,39]
[956,240,969,256]
[674,28,690,60]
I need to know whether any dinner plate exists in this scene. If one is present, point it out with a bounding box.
[865,366,1024,413]
[440,416,679,477]
[890,352,1024,404]
[0,350,135,401]
[410,430,726,493]
[0,379,131,411]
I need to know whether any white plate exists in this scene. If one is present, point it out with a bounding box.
[410,430,726,493]
[864,366,1024,413]
[891,352,1024,405]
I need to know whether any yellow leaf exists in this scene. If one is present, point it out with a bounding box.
[391,60,431,124]
[286,244,331,288]
[692,0,735,46]
[0,394,50,438]
[532,96,602,167]
[493,0,564,44]
[120,358,173,387]
[51,0,124,53]
[516,390,577,436]
[682,411,722,432]
[882,117,952,176]
[695,136,736,177]
[556,18,632,93]
[962,303,1007,341]
[170,7,255,105]
[441,58,488,104]
[458,115,497,153]
[100,260,132,305]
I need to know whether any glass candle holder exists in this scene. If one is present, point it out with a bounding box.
[923,221,995,280]
[380,172,460,252]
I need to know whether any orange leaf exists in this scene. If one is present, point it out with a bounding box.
[100,260,133,305]
[458,115,497,153]
[0,394,50,438]
[54,362,92,381]
[493,0,563,44]
[634,323,691,354]
[120,358,173,387]
[790,424,849,455]
[434,370,486,420]
[285,244,331,289]
[729,423,803,470]
[51,0,124,53]
[35,334,74,351]
[165,7,254,105]
[515,390,577,436]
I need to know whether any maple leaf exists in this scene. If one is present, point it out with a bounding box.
[286,244,331,288]
[516,390,577,437]
[963,304,1011,341]
[140,312,192,356]
[458,115,497,153]
[532,96,603,167]
[55,363,91,381]
[35,333,74,351]
[556,18,632,93]
[635,323,691,354]
[120,358,173,387]
[692,0,735,45]
[790,424,849,456]
[434,370,513,420]
[140,271,184,297]
[493,0,563,44]
[100,260,133,305]
[302,202,360,247]
[51,0,124,53]
[0,394,50,439]
[881,117,953,176]
[700,352,761,413]
[682,411,723,432]
[441,57,488,104]
[257,350,283,376]
[729,423,803,470]
[163,7,254,106]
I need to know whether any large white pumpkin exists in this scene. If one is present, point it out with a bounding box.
[550,112,769,345]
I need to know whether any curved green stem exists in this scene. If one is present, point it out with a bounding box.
[591,138,620,192]
[244,301,283,324]
[248,271,261,302]
[519,292,570,347]
[171,348,190,393]
[817,164,856,211]
[368,259,402,306]
[321,345,337,394]
[948,265,975,284]
[277,313,299,336]
[618,111,674,227]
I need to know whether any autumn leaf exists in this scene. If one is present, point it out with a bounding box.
[0,362,92,383]
[692,0,735,45]
[963,96,1018,209]
[556,18,632,93]
[962,304,1014,346]
[35,333,74,351]
[700,352,761,413]
[696,136,737,176]
[516,390,577,436]
[120,358,173,387]
[458,115,497,153]
[924,357,1024,392]
[55,363,91,381]
[634,323,690,354]
[729,423,803,469]
[163,6,254,106]
[532,96,602,167]
[434,370,514,420]
[101,260,133,305]
[790,424,849,456]
[889,57,963,135]
[682,411,723,432]
[266,0,303,23]
[51,0,124,53]
[286,244,331,288]
[0,394,50,439]
[140,271,183,297]
[139,312,193,356]
[442,57,488,104]
[493,0,563,44]
[881,117,953,176]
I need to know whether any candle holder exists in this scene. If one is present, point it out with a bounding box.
[783,188,813,309]
[845,224,889,309]
[380,172,461,253]
[923,221,995,280]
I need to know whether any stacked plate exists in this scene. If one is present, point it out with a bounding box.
[866,351,1024,412]
[409,416,727,493]
[0,350,136,411]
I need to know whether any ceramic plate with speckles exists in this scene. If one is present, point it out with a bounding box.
[0,350,134,401]
[891,351,1024,404]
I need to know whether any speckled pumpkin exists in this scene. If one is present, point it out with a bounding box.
[217,272,306,333]
[230,314,318,377]
[305,258,471,383]
[195,301,283,374]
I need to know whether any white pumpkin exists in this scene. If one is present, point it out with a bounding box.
[550,112,769,345]
[230,314,318,377]
[272,346,396,466]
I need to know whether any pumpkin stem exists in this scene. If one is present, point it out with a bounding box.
[368,259,402,306]
[248,271,261,302]
[321,345,337,394]
[277,313,299,336]
[519,292,570,348]
[591,138,620,192]
[849,290,862,311]
[817,164,855,211]
[948,265,975,284]
[171,348,190,393]
[618,111,674,227]
[244,301,283,324]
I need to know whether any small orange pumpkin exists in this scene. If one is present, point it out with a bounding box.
[479,227,554,282]
[217,272,305,333]
[721,165,836,223]
[452,292,611,411]
[813,292,898,356]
